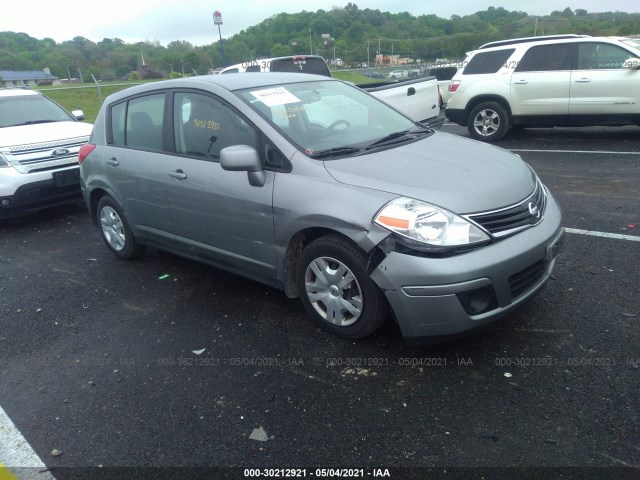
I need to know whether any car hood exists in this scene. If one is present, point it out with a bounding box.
[323,131,536,214]
[0,121,92,149]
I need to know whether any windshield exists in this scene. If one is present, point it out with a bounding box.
[621,38,640,49]
[237,80,421,157]
[0,94,74,128]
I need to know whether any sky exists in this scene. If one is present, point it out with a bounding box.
[3,0,639,47]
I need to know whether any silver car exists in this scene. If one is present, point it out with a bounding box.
[79,73,563,344]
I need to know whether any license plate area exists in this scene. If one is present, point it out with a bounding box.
[545,228,565,262]
[52,168,80,187]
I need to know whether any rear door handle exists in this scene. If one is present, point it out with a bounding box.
[106,158,119,166]
[513,79,528,85]
[169,170,187,180]
[574,78,591,83]
[407,87,416,96]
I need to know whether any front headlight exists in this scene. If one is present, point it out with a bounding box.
[374,197,490,251]
[0,153,11,168]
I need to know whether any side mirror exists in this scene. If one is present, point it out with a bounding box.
[623,58,640,70]
[71,110,85,121]
[220,145,266,187]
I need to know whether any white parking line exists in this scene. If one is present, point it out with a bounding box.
[566,228,640,242]
[511,149,640,155]
[0,407,55,480]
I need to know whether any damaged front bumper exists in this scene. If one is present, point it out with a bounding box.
[370,191,564,344]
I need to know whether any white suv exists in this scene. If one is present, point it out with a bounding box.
[0,88,92,218]
[445,35,640,141]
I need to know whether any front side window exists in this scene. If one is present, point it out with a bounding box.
[463,49,515,75]
[577,43,636,70]
[515,44,573,72]
[173,92,256,160]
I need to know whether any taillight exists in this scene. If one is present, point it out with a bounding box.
[78,144,96,164]
[449,81,461,93]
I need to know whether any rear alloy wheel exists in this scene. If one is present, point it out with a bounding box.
[96,196,144,260]
[297,235,387,339]
[467,101,509,142]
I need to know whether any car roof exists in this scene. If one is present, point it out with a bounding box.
[478,34,588,50]
[475,35,634,53]
[105,72,335,104]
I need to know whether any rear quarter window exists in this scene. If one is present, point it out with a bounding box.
[463,49,515,75]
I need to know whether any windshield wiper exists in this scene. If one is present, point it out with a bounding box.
[365,127,431,150]
[22,120,60,125]
[309,146,362,159]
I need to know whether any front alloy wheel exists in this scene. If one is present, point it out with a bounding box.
[467,101,509,142]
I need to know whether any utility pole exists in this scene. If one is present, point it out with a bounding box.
[309,29,313,55]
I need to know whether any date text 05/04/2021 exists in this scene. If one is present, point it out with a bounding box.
[243,468,391,478]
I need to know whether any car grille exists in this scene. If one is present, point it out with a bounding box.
[465,180,546,238]
[509,259,548,300]
[6,136,89,173]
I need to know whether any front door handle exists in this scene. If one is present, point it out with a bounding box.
[106,158,119,166]
[169,170,187,180]
[574,78,591,83]
[513,79,528,85]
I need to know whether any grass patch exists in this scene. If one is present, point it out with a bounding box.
[36,82,145,123]
[331,70,387,84]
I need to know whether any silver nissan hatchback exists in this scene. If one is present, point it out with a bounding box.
[79,73,563,344]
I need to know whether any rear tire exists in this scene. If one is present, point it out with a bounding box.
[467,101,509,142]
[297,235,387,339]
[96,196,144,260]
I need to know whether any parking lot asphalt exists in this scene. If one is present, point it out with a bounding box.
[1,122,639,480]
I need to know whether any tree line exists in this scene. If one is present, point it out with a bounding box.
[1,4,638,81]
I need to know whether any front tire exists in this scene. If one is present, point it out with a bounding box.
[467,101,509,142]
[96,196,144,260]
[297,235,388,339]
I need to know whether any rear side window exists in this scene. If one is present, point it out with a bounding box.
[516,44,573,72]
[270,58,331,77]
[110,93,165,150]
[463,49,514,75]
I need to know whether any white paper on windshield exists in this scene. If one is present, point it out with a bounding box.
[250,87,301,107]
